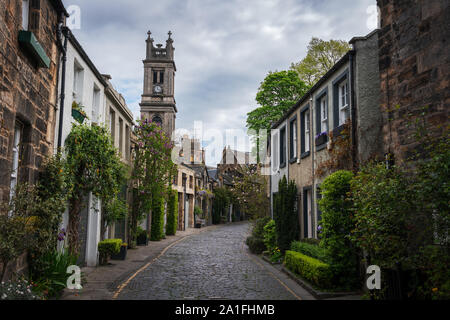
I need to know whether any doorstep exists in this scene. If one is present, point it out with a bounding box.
[281,266,362,300]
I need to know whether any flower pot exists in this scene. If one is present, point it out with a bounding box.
[72,108,86,124]
[137,235,148,246]
[315,133,328,146]
[111,245,127,260]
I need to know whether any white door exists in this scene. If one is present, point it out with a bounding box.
[185,196,189,230]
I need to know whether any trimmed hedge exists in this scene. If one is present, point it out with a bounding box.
[284,250,332,289]
[98,239,122,265]
[151,196,165,241]
[166,190,178,236]
[291,241,329,263]
[246,236,266,254]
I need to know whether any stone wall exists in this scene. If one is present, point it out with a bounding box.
[0,0,61,202]
[377,0,450,163]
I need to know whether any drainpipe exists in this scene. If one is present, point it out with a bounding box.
[310,94,315,239]
[57,23,69,150]
[349,51,357,172]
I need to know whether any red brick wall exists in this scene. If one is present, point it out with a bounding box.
[0,0,61,202]
[377,0,450,163]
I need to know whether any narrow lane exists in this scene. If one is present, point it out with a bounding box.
[117,222,304,300]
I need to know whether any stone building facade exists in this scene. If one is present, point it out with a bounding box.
[0,0,67,202]
[0,0,67,277]
[377,0,450,163]
[271,30,382,239]
[140,31,177,140]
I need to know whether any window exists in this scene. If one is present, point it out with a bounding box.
[305,110,310,153]
[92,85,100,122]
[152,115,163,127]
[73,61,84,101]
[320,96,328,133]
[189,176,193,189]
[338,80,349,125]
[173,172,178,186]
[300,107,310,157]
[119,118,123,156]
[109,109,115,144]
[153,70,164,84]
[289,117,297,161]
[10,123,23,202]
[125,125,130,160]
[22,0,29,30]
[279,126,286,168]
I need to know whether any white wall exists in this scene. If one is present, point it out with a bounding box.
[54,39,106,267]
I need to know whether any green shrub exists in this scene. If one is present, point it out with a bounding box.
[30,250,77,299]
[284,251,332,289]
[273,176,300,253]
[291,241,329,263]
[98,239,122,265]
[301,238,320,246]
[246,236,266,254]
[150,196,165,241]
[166,190,178,236]
[251,217,271,239]
[263,220,277,253]
[319,170,358,287]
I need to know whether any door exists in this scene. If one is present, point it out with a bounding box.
[185,195,189,230]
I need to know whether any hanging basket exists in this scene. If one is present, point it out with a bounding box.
[72,108,86,124]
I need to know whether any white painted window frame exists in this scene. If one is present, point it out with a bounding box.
[22,0,29,30]
[320,96,328,133]
[305,110,310,153]
[10,123,22,204]
[339,80,349,126]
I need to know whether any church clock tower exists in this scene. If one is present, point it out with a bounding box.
[140,31,177,139]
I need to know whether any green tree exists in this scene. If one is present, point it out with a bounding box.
[291,38,350,87]
[166,190,178,236]
[65,124,126,257]
[229,165,269,220]
[247,70,308,134]
[273,176,300,253]
[247,70,308,163]
[131,119,177,243]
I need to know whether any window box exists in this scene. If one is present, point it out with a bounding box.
[72,108,86,124]
[315,132,328,146]
[18,30,50,68]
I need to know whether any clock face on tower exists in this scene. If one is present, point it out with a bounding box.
[154,85,162,94]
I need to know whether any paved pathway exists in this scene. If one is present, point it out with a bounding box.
[116,222,314,300]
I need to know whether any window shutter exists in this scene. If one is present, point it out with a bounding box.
[300,111,305,154]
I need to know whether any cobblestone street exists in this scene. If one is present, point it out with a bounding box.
[116,222,313,300]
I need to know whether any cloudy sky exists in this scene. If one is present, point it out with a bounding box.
[64,0,377,165]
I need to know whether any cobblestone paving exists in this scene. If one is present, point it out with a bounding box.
[117,222,297,300]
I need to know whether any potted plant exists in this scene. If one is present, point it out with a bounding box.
[194,206,203,228]
[111,243,128,260]
[98,239,122,266]
[72,101,87,124]
[315,131,328,146]
[136,227,148,246]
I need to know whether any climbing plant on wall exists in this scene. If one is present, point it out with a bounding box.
[64,124,127,257]
[130,119,177,243]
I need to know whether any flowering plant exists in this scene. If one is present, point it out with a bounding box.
[315,131,328,140]
[0,278,41,300]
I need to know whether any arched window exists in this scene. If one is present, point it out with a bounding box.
[152,115,163,126]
